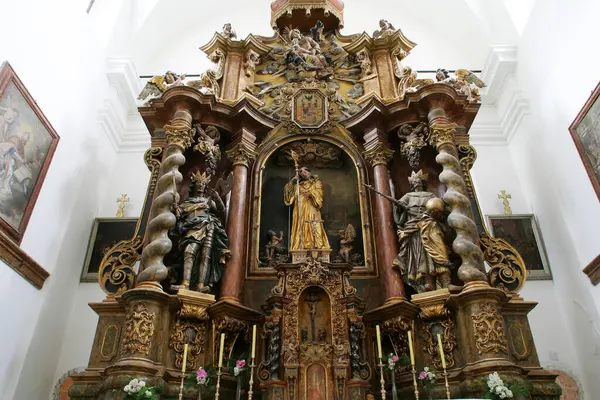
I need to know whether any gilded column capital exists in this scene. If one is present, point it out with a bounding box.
[164,123,195,150]
[225,143,257,167]
[428,123,458,148]
[363,143,394,167]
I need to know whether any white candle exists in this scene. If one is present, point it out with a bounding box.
[251,325,257,359]
[182,343,188,373]
[218,333,225,368]
[375,325,383,359]
[437,333,447,369]
[407,330,415,366]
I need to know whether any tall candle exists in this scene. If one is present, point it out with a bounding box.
[182,343,189,373]
[407,330,415,366]
[375,325,383,359]
[437,333,447,369]
[251,325,257,359]
[218,333,225,368]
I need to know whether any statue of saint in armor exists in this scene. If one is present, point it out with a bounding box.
[171,170,230,292]
[392,170,452,293]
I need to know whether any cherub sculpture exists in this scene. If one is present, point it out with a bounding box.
[265,230,285,260]
[392,170,453,293]
[395,65,434,99]
[244,50,261,77]
[356,50,372,77]
[337,223,356,263]
[398,122,430,169]
[221,23,237,40]
[436,68,486,102]
[193,125,221,175]
[170,171,230,293]
[137,71,186,103]
[373,19,396,39]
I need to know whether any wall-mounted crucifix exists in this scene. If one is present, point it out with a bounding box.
[305,290,321,342]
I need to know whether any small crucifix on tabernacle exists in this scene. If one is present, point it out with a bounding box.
[116,194,130,218]
[498,190,512,215]
[305,290,321,342]
[304,217,324,249]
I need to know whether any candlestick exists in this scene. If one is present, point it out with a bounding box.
[218,333,225,368]
[375,325,383,359]
[377,359,387,400]
[248,359,256,400]
[436,333,446,369]
[410,365,420,400]
[407,330,415,366]
[215,369,222,400]
[443,370,451,400]
[251,325,257,359]
[178,344,189,400]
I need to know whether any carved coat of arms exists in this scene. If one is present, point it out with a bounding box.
[292,89,328,129]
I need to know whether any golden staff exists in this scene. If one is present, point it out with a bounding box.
[289,150,303,248]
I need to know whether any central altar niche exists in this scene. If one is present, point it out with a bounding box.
[255,139,365,269]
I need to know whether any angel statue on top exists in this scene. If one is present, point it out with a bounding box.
[391,170,453,293]
[284,25,333,81]
[170,170,230,292]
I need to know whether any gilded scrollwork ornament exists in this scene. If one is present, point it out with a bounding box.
[169,318,207,370]
[123,303,156,355]
[481,233,526,293]
[471,302,509,355]
[422,318,457,370]
[98,236,143,296]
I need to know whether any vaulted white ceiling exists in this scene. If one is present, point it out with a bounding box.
[120,0,525,76]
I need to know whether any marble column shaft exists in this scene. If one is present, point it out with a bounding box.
[363,129,405,302]
[220,131,257,303]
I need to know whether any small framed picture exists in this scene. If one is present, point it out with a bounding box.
[81,218,138,282]
[486,214,552,280]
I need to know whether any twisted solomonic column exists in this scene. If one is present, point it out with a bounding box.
[428,112,488,286]
[137,109,195,290]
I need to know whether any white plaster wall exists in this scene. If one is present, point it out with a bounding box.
[0,0,130,398]
[506,0,600,395]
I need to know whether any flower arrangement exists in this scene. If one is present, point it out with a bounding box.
[123,378,158,399]
[484,372,529,400]
[233,359,246,376]
[387,353,400,370]
[196,367,209,386]
[417,366,437,389]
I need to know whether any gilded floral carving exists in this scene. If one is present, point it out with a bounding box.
[363,144,394,167]
[471,302,508,355]
[428,124,457,148]
[422,318,457,369]
[169,319,207,370]
[123,303,155,355]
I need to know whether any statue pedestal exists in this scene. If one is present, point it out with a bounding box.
[290,248,332,263]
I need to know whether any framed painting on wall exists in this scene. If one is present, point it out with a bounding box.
[0,61,60,244]
[569,81,600,201]
[81,218,138,282]
[486,214,552,280]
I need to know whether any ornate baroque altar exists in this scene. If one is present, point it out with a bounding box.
[70,1,561,399]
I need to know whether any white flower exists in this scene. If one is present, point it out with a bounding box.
[197,376,207,385]
[139,380,146,388]
[124,385,132,393]
[234,366,241,376]
[424,367,429,372]
[506,389,513,398]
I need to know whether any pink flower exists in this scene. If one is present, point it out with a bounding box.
[236,360,246,369]
[196,368,208,378]
[418,371,428,380]
[391,355,399,363]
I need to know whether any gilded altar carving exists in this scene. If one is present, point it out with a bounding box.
[169,317,208,370]
[164,123,196,150]
[260,309,283,381]
[508,322,530,360]
[363,143,394,167]
[471,302,509,355]
[398,122,430,169]
[457,144,476,197]
[435,68,485,103]
[429,123,457,148]
[225,142,257,167]
[99,236,142,296]
[422,318,457,370]
[123,303,156,355]
[419,303,448,320]
[481,233,527,293]
[275,141,342,169]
